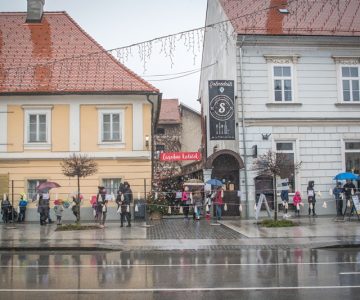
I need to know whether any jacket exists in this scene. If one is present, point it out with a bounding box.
[307,187,316,203]
[293,192,302,205]
[214,190,224,205]
[181,191,191,204]
[54,205,64,216]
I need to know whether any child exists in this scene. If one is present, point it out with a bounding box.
[205,192,212,220]
[54,200,64,225]
[307,181,316,216]
[293,191,302,217]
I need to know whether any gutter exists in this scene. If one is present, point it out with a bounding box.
[146,93,162,188]
[239,36,250,218]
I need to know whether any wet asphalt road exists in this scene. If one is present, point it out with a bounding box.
[0,248,359,299]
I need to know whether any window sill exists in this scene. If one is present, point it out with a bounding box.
[98,142,125,149]
[24,143,51,150]
[266,102,302,106]
[335,102,360,106]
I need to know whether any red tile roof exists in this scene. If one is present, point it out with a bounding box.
[0,12,159,94]
[158,99,181,124]
[220,0,360,36]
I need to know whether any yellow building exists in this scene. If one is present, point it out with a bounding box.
[0,10,161,219]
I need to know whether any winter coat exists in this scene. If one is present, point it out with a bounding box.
[281,190,289,202]
[343,182,356,199]
[307,187,316,203]
[54,205,64,217]
[123,187,133,205]
[214,190,224,205]
[71,197,81,215]
[333,186,343,201]
[193,190,203,206]
[181,191,191,205]
[293,192,302,206]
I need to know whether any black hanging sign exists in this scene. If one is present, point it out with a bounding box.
[208,80,235,140]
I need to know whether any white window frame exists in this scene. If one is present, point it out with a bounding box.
[23,107,52,149]
[340,65,360,102]
[98,108,125,147]
[343,140,360,174]
[333,57,360,103]
[102,178,122,195]
[273,140,298,193]
[264,55,299,104]
[27,179,47,200]
[272,64,294,102]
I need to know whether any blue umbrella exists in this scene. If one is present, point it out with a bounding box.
[206,179,223,186]
[333,172,359,180]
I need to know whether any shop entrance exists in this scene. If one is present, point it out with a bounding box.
[205,150,243,217]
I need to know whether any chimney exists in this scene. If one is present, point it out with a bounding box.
[26,0,45,23]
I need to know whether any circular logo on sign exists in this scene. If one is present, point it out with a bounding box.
[209,95,234,121]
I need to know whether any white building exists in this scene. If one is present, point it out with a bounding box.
[199,0,360,217]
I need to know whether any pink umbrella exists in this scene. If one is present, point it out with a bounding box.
[36,181,61,192]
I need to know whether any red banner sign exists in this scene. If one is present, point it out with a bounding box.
[159,152,202,162]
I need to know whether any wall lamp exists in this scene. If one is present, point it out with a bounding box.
[145,135,150,149]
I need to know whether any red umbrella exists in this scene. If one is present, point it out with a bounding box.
[36,181,61,192]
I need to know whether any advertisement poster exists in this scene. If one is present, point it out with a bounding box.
[208,80,235,140]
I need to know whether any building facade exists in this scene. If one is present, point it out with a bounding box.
[0,8,161,220]
[199,0,360,217]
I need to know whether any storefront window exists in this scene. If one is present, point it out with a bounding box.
[276,142,295,193]
[345,142,360,174]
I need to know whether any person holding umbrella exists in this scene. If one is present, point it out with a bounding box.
[214,186,224,221]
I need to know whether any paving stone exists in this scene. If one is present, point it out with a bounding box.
[147,219,246,239]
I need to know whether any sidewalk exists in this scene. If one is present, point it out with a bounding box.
[0,216,359,251]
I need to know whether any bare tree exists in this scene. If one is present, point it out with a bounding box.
[253,150,294,221]
[61,154,98,223]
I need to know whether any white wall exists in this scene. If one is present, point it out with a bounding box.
[199,0,238,156]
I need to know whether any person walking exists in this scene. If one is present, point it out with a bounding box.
[214,186,224,221]
[121,182,132,227]
[333,182,344,217]
[96,186,106,224]
[18,193,28,223]
[54,200,64,225]
[293,191,302,217]
[307,181,316,216]
[181,186,191,220]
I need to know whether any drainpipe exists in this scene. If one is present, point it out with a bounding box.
[239,36,250,218]
[146,93,162,188]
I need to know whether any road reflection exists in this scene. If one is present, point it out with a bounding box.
[0,248,359,291]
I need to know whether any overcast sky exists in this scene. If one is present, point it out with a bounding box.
[1,0,207,111]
